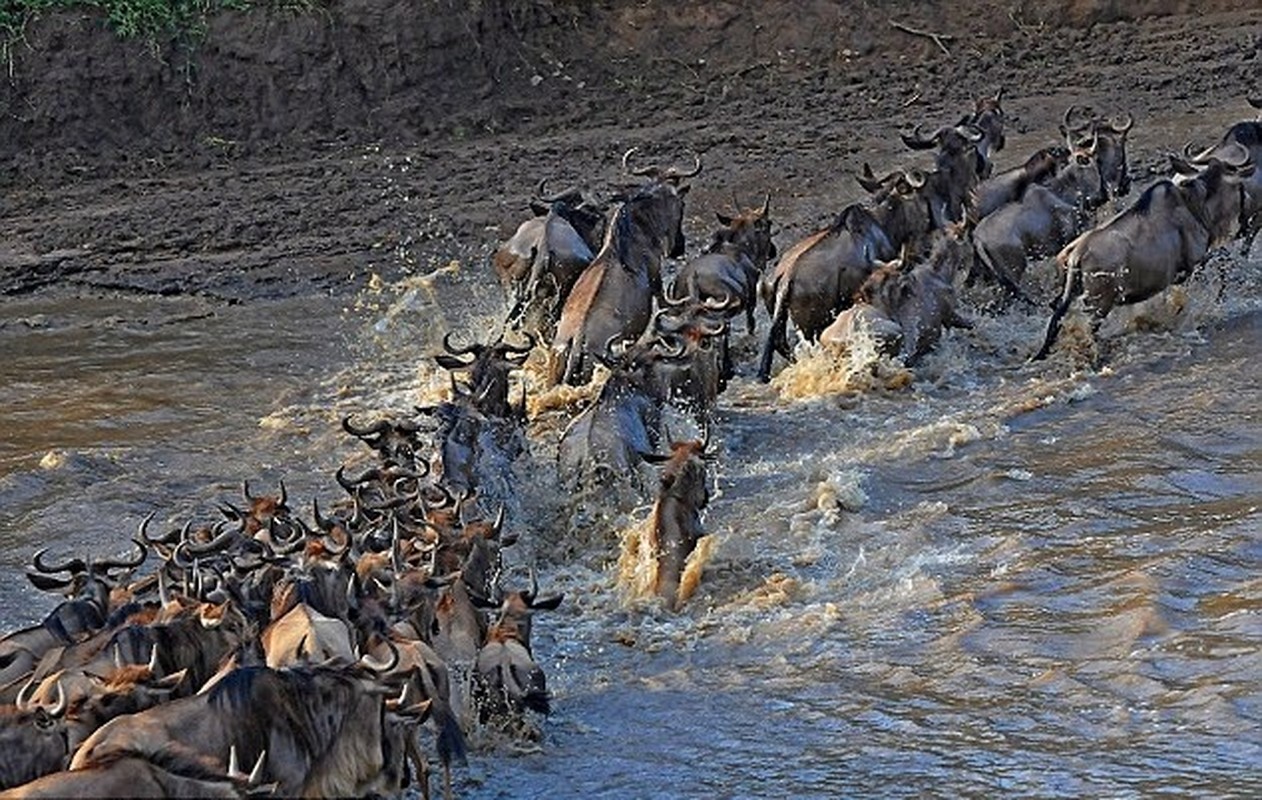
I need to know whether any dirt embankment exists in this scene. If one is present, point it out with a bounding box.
[1,0,1259,298]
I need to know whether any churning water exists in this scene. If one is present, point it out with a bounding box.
[1,204,1259,797]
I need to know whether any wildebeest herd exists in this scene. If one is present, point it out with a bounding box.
[1,93,1259,798]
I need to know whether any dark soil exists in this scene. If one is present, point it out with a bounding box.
[1,0,1260,300]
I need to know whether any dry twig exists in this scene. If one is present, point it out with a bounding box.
[889,20,954,56]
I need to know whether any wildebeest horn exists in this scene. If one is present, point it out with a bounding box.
[903,169,927,189]
[900,124,940,150]
[147,644,160,672]
[856,162,884,192]
[96,538,148,573]
[500,332,537,355]
[1249,96,1262,110]
[26,572,75,591]
[313,497,333,532]
[184,523,235,556]
[242,481,255,503]
[32,548,87,575]
[1217,141,1252,169]
[535,178,582,204]
[342,414,389,439]
[336,465,381,493]
[957,124,985,143]
[992,86,1004,103]
[1063,105,1093,134]
[139,513,182,546]
[43,680,66,718]
[759,192,770,216]
[1106,112,1133,135]
[358,637,400,674]
[622,146,656,177]
[663,152,703,181]
[228,745,268,787]
[442,331,481,357]
[15,675,36,710]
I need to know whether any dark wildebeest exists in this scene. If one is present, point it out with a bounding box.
[0,683,68,790]
[495,181,607,338]
[549,148,700,386]
[855,164,936,255]
[970,145,1069,222]
[70,665,413,798]
[1182,97,1262,252]
[0,750,261,799]
[824,225,975,366]
[669,194,776,333]
[756,204,894,381]
[433,331,533,422]
[900,122,988,227]
[653,297,733,423]
[972,134,1110,302]
[1062,104,1134,201]
[557,335,687,492]
[960,88,1008,179]
[641,439,712,611]
[1033,150,1256,360]
[473,574,563,722]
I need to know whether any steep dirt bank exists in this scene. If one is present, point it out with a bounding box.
[1,0,1259,298]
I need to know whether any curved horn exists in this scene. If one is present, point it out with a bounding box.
[903,169,927,189]
[184,524,236,556]
[535,178,581,204]
[663,152,703,181]
[900,123,940,150]
[358,637,400,674]
[277,480,287,509]
[26,572,75,592]
[499,332,537,355]
[856,162,885,192]
[957,124,985,143]
[759,192,770,216]
[442,331,481,357]
[32,548,87,575]
[1063,105,1093,134]
[45,680,66,718]
[622,146,657,178]
[147,644,160,673]
[242,481,255,503]
[15,675,36,710]
[313,497,334,532]
[342,414,390,439]
[96,538,148,572]
[1107,112,1133,135]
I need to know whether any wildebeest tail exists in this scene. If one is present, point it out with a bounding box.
[1032,242,1083,361]
[435,705,467,767]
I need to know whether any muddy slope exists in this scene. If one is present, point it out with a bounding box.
[1,0,1260,297]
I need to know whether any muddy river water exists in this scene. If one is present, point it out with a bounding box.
[1,219,1260,795]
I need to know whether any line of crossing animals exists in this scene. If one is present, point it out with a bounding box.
[1,92,1257,798]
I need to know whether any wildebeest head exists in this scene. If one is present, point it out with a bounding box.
[709,193,777,267]
[963,88,1007,177]
[1168,148,1257,243]
[1062,105,1133,199]
[621,147,702,257]
[434,331,534,421]
[341,414,425,468]
[0,680,69,790]
[529,178,608,251]
[857,164,934,252]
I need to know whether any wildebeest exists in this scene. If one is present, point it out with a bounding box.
[960,88,1008,178]
[972,134,1110,302]
[433,331,533,422]
[0,749,260,799]
[669,194,776,332]
[1033,150,1255,360]
[70,665,413,798]
[970,145,1069,222]
[495,181,607,339]
[831,224,975,366]
[0,684,69,790]
[757,204,894,381]
[549,148,700,386]
[473,574,563,723]
[557,334,687,492]
[1182,97,1262,252]
[641,439,711,611]
[900,122,988,227]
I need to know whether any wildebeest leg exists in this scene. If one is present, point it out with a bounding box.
[1031,260,1081,361]
[978,244,1035,308]
[406,735,431,800]
[757,290,792,382]
[945,308,975,329]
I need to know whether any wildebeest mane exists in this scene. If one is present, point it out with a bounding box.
[207,666,368,764]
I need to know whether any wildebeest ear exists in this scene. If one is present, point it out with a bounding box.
[529,201,549,216]
[715,212,733,226]
[677,184,691,197]
[1168,155,1200,176]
